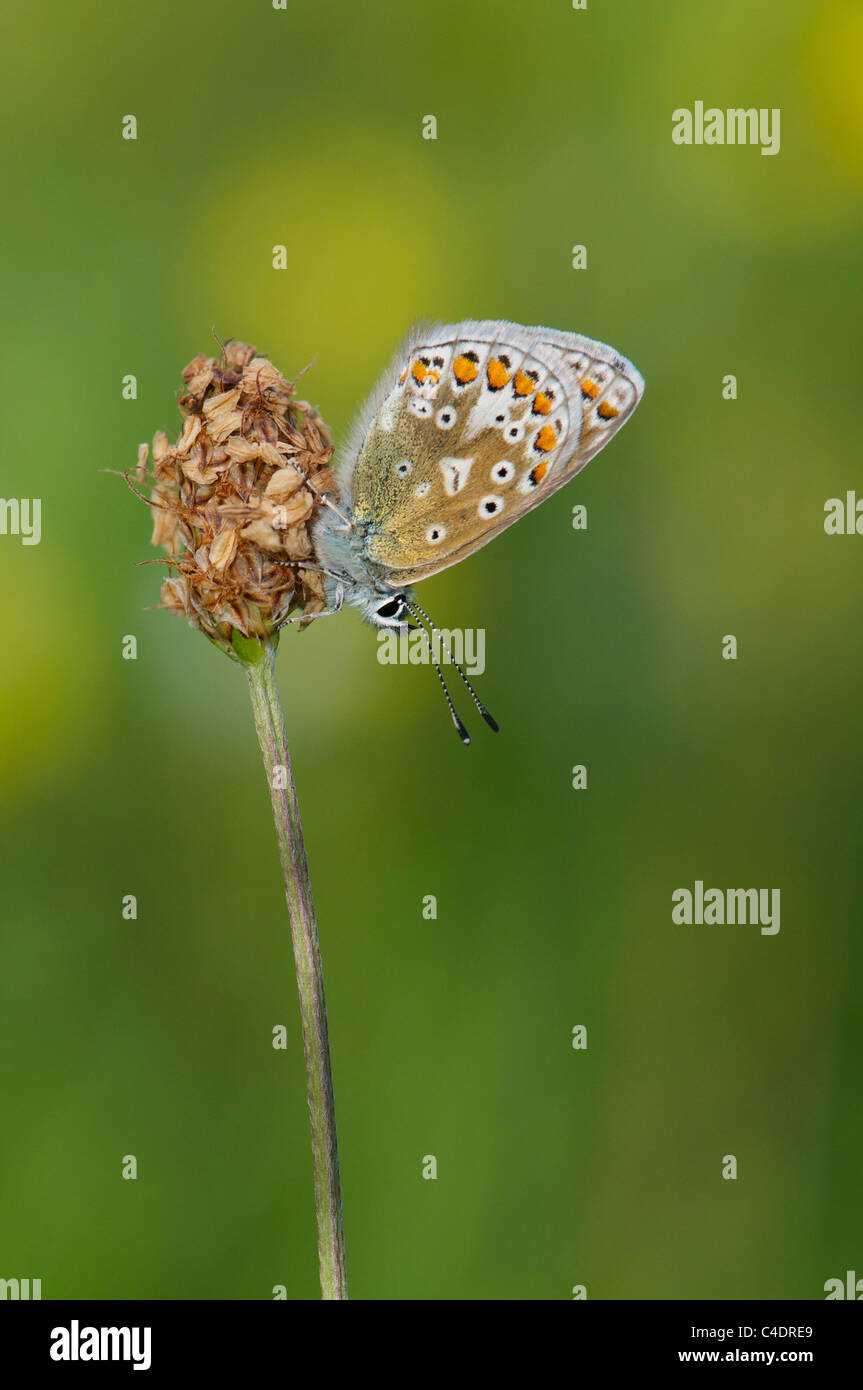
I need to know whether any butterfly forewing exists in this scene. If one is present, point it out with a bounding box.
[350,320,643,585]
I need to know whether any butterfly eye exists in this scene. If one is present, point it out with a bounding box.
[426,524,447,544]
[435,407,457,430]
[504,422,525,443]
[491,461,515,484]
[395,459,412,477]
[375,596,406,622]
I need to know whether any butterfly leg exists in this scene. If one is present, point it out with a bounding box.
[273,559,348,583]
[278,456,352,531]
[274,582,345,630]
[314,494,352,531]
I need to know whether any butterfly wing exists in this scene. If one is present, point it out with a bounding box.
[346,319,644,587]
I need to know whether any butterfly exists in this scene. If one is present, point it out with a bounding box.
[293,320,644,743]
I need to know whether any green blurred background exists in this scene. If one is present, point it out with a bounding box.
[1,0,861,1300]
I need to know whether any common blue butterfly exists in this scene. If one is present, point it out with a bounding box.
[293,320,644,740]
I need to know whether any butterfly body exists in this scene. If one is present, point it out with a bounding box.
[312,319,644,630]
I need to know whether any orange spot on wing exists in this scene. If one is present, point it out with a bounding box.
[513,370,534,396]
[532,392,552,415]
[487,358,511,390]
[530,461,549,485]
[535,425,557,452]
[427,369,439,384]
[412,360,428,383]
[399,369,407,383]
[597,400,620,419]
[581,378,600,399]
[453,355,479,384]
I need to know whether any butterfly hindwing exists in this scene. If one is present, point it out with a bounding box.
[347,320,643,585]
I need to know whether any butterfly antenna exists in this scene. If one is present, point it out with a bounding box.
[414,625,470,745]
[405,599,500,734]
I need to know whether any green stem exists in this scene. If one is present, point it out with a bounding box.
[244,643,347,1300]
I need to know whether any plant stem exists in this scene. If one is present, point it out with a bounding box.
[244,642,347,1300]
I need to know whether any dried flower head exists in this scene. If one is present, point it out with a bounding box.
[132,340,335,656]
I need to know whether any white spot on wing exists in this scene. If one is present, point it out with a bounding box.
[439,457,473,496]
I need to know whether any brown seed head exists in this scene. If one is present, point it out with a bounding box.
[134,340,336,656]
